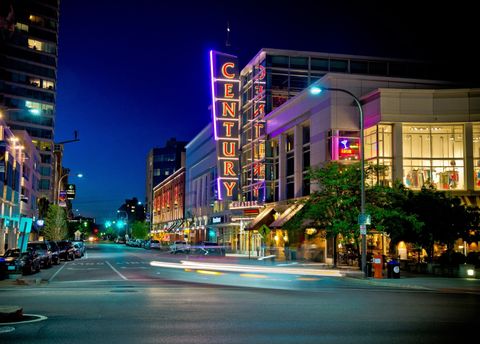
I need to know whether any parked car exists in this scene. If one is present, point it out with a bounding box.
[56,241,76,261]
[27,241,53,268]
[2,248,41,275]
[144,239,160,250]
[47,240,61,265]
[170,241,191,254]
[72,240,86,256]
[72,242,83,258]
[198,242,226,256]
[115,237,126,244]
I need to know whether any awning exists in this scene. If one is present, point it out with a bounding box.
[459,195,480,208]
[270,203,305,229]
[245,207,275,231]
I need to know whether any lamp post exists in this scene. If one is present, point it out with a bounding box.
[310,85,367,277]
[57,172,83,205]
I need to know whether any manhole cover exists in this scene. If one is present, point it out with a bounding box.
[0,326,15,333]
[110,290,138,293]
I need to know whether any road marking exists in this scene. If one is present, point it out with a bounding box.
[105,261,128,280]
[0,314,47,326]
[49,263,67,282]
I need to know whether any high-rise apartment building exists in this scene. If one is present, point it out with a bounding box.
[0,0,60,202]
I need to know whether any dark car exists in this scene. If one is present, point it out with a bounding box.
[56,241,76,261]
[72,240,86,256]
[47,240,61,265]
[72,242,82,258]
[27,241,53,268]
[3,248,41,275]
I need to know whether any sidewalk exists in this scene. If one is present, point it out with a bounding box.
[196,254,480,293]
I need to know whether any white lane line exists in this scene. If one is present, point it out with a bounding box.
[49,263,67,282]
[105,261,128,280]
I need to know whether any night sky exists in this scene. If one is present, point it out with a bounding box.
[55,0,478,222]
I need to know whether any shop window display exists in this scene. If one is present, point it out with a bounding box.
[473,124,480,190]
[403,125,464,190]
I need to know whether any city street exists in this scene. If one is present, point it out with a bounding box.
[1,243,479,343]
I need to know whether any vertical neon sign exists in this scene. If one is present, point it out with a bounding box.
[210,50,240,200]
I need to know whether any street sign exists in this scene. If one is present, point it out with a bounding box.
[66,184,76,200]
[358,213,371,225]
[360,224,367,235]
[59,190,67,207]
[258,224,271,237]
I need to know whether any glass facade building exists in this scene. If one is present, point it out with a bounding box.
[0,0,60,201]
[239,48,445,204]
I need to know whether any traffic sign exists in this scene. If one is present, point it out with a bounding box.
[358,213,371,225]
[360,224,367,235]
[258,224,271,237]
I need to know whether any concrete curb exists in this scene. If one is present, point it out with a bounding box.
[0,306,23,322]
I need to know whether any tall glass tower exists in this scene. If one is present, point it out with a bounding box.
[0,0,60,202]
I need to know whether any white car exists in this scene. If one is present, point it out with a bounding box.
[170,241,190,254]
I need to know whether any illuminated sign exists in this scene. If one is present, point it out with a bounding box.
[338,137,359,160]
[251,61,267,200]
[66,184,76,200]
[229,201,263,209]
[211,216,223,224]
[210,50,240,200]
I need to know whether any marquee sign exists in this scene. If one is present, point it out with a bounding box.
[210,50,240,200]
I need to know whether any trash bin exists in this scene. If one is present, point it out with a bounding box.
[290,250,296,261]
[387,259,400,279]
[366,262,373,277]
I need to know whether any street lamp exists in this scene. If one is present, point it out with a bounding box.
[310,85,367,277]
[57,172,83,205]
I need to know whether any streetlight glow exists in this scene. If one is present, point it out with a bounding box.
[309,86,323,95]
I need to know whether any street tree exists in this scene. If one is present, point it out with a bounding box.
[131,221,149,240]
[285,162,421,265]
[43,204,67,240]
[404,185,480,262]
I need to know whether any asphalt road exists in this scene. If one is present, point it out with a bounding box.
[0,243,478,344]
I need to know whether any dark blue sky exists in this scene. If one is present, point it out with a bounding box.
[55,1,477,222]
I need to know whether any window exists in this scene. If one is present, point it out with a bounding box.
[15,22,29,32]
[39,179,50,190]
[403,124,464,190]
[473,124,480,190]
[29,15,44,26]
[365,124,393,186]
[269,55,289,68]
[351,61,368,74]
[290,57,308,69]
[27,38,56,54]
[153,169,161,176]
[369,61,388,76]
[330,59,348,72]
[311,58,329,71]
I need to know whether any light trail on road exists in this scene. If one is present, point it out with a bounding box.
[149,260,343,277]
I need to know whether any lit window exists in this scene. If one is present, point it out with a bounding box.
[15,22,29,32]
[403,124,464,190]
[43,80,54,90]
[28,38,43,51]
